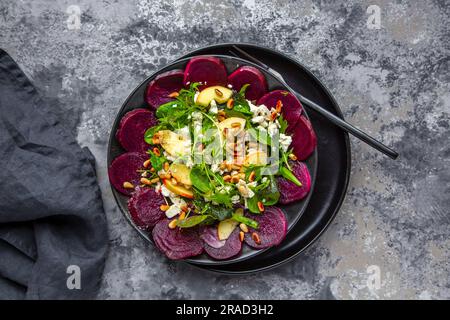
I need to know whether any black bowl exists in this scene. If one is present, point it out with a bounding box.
[107,54,318,265]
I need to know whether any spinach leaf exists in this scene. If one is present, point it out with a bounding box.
[177,215,208,228]
[190,165,212,193]
[209,205,234,221]
[144,124,164,145]
[246,196,261,214]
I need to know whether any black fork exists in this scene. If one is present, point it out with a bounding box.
[229,45,399,160]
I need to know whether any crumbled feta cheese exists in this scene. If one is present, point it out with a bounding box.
[193,91,199,103]
[160,185,171,197]
[280,133,292,152]
[192,111,202,121]
[237,179,255,198]
[261,177,268,183]
[227,84,233,89]
[211,162,219,173]
[268,121,279,136]
[251,116,266,125]
[209,99,218,113]
[247,181,258,188]
[165,204,181,218]
[231,195,240,204]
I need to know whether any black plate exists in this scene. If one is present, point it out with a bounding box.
[179,44,351,273]
[107,55,318,265]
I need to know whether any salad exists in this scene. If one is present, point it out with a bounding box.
[109,56,316,260]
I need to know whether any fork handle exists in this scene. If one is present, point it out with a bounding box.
[296,93,399,159]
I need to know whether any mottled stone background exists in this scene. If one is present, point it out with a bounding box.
[1,0,448,299]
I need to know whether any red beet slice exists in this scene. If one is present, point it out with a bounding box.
[116,108,157,153]
[291,115,317,160]
[183,56,227,89]
[228,66,268,101]
[108,152,147,196]
[199,225,226,249]
[257,90,303,132]
[152,219,204,260]
[128,187,166,230]
[145,69,184,109]
[244,207,287,249]
[204,228,242,260]
[277,161,312,204]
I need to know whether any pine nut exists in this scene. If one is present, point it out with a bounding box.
[178,211,186,220]
[168,219,178,229]
[160,204,170,211]
[223,175,232,182]
[140,178,152,185]
[150,167,155,172]
[276,100,283,113]
[239,223,249,233]
[153,147,160,156]
[248,171,256,182]
[150,177,160,184]
[239,231,245,242]
[289,153,298,161]
[251,232,261,244]
[214,88,223,97]
[226,98,234,109]
[143,159,151,168]
[123,181,134,189]
[231,175,240,183]
[257,201,264,212]
[168,91,179,98]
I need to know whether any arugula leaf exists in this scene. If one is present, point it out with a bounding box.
[231,214,259,229]
[146,149,166,172]
[155,100,180,118]
[258,176,280,205]
[278,114,289,134]
[177,215,208,228]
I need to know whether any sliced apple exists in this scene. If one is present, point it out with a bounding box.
[163,179,194,199]
[157,130,189,157]
[217,208,244,240]
[218,117,246,135]
[244,151,268,166]
[169,163,192,186]
[197,86,232,107]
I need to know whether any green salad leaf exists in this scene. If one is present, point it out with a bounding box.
[190,165,212,193]
[177,215,208,228]
[231,214,259,229]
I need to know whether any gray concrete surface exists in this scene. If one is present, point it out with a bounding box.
[0,0,448,299]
